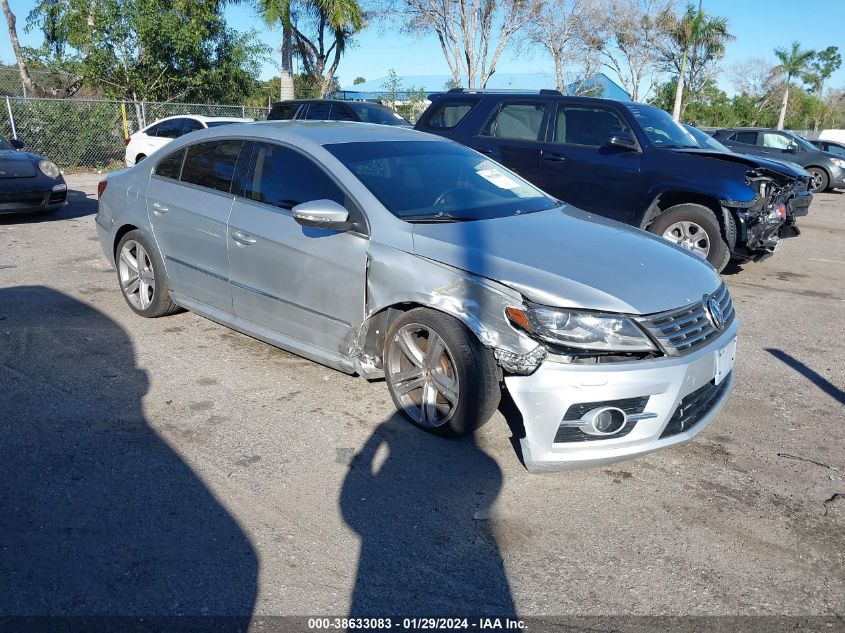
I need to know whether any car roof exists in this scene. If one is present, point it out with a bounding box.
[151,114,253,124]
[272,99,390,108]
[429,91,641,109]
[196,120,442,147]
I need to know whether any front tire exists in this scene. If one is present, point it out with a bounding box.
[384,308,500,437]
[806,167,829,193]
[116,230,181,317]
[648,203,731,272]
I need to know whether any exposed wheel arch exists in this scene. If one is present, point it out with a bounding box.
[113,224,141,258]
[642,192,724,229]
[804,165,831,192]
[135,154,147,164]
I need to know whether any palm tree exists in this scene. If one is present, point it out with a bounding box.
[257,0,295,101]
[669,1,732,121]
[774,41,816,130]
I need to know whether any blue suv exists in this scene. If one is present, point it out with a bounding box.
[415,90,811,272]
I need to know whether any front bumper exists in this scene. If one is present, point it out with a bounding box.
[830,166,845,190]
[504,319,738,473]
[0,184,67,215]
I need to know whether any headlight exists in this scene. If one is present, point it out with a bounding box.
[506,305,656,352]
[38,160,61,179]
[831,158,845,170]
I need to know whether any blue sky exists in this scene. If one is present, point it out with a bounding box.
[3,0,844,94]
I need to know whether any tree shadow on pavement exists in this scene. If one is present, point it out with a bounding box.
[0,286,257,628]
[340,415,515,618]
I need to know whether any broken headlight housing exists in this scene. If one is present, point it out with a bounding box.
[506,306,656,352]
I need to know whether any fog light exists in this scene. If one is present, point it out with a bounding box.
[580,406,627,436]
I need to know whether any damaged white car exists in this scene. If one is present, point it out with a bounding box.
[96,121,738,472]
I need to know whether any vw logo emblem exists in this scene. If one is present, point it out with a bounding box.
[706,296,725,330]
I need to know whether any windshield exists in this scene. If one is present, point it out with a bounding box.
[683,124,731,152]
[349,103,410,126]
[786,132,819,151]
[625,103,699,148]
[325,141,558,222]
[205,120,241,128]
[0,135,11,150]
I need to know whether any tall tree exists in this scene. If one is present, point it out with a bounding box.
[392,0,540,89]
[522,0,602,94]
[806,45,841,96]
[773,41,815,130]
[664,1,732,120]
[257,0,295,101]
[291,0,363,97]
[585,0,674,102]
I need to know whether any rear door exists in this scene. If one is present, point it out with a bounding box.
[227,142,368,351]
[719,130,762,155]
[145,140,245,312]
[539,101,641,220]
[470,99,550,187]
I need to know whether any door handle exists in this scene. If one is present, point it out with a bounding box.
[151,202,169,214]
[231,230,257,246]
[541,151,566,162]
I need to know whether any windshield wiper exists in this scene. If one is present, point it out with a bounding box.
[401,212,473,223]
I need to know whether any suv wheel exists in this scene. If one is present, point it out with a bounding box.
[648,203,731,272]
[806,167,829,193]
[384,308,500,437]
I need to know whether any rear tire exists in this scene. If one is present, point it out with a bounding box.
[135,154,147,164]
[116,230,181,318]
[384,308,500,437]
[648,203,731,272]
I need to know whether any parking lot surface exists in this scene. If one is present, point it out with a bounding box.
[1,174,843,621]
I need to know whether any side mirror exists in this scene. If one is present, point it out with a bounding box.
[10,138,24,150]
[786,144,798,153]
[607,134,637,151]
[292,199,351,230]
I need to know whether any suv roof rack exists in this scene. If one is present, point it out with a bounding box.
[445,88,564,96]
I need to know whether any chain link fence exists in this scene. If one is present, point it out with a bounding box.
[1,96,269,171]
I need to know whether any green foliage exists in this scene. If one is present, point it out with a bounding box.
[806,46,842,94]
[26,0,267,104]
[353,76,366,85]
[381,68,402,109]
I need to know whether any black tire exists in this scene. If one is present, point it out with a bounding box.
[806,166,829,193]
[136,154,147,164]
[115,229,181,318]
[384,308,500,437]
[648,203,731,272]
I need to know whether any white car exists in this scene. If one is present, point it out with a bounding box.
[124,115,253,166]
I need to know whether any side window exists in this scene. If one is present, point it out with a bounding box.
[479,102,547,141]
[305,102,332,120]
[240,143,344,209]
[182,119,204,134]
[553,105,630,146]
[425,100,477,129]
[762,132,792,149]
[154,148,185,180]
[329,105,356,121]
[827,144,845,157]
[180,140,244,193]
[269,103,300,120]
[733,131,758,145]
[151,119,185,139]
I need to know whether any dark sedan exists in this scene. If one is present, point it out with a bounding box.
[0,135,67,215]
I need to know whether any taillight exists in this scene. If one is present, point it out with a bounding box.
[97,181,107,198]
[124,137,131,146]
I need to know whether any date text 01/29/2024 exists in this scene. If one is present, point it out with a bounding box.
[307,617,526,630]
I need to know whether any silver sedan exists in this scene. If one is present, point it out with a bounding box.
[96,121,738,472]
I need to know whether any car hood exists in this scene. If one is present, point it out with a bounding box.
[674,148,808,177]
[0,150,37,178]
[411,205,721,315]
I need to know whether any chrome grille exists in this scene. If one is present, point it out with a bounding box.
[638,284,734,355]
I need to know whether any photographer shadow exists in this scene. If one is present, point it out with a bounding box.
[340,416,515,618]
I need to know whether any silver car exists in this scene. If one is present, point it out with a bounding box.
[95,121,738,472]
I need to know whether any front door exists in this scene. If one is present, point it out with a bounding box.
[539,102,642,221]
[145,140,244,312]
[227,141,368,352]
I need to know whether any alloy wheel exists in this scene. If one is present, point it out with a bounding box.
[662,221,711,258]
[386,323,460,428]
[118,240,156,310]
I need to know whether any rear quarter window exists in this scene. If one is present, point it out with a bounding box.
[268,103,300,120]
[154,148,186,179]
[423,100,478,130]
[180,140,244,193]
